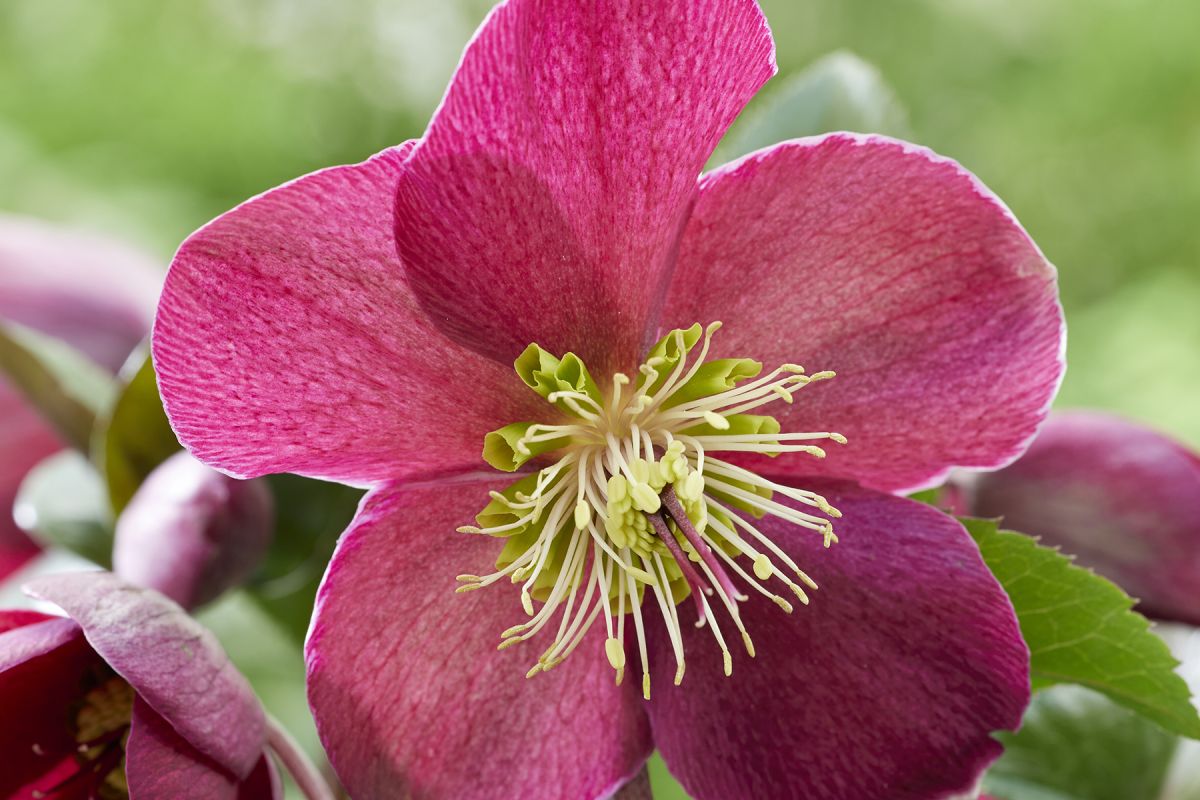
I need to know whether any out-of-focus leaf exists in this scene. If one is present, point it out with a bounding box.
[964,518,1200,738]
[715,50,910,164]
[247,475,364,642]
[0,320,116,452]
[985,685,1179,800]
[14,450,113,566]
[647,753,692,800]
[98,347,178,513]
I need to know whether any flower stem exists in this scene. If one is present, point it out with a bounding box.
[265,713,337,800]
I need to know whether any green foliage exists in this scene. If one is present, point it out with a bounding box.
[0,320,115,452]
[963,518,1200,739]
[98,347,179,513]
[985,685,1181,800]
[249,475,363,642]
[14,451,113,567]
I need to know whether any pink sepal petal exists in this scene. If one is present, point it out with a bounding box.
[396,0,776,375]
[127,697,242,800]
[306,480,650,800]
[664,134,1065,493]
[23,571,266,780]
[154,144,542,484]
[126,698,280,800]
[645,479,1029,800]
[968,411,1200,624]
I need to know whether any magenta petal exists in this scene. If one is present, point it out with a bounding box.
[23,572,266,780]
[126,697,244,800]
[306,481,650,800]
[665,134,1065,492]
[126,699,280,800]
[395,0,776,374]
[645,479,1029,800]
[154,145,543,484]
[968,411,1200,625]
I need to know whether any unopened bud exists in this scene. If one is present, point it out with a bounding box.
[113,451,274,609]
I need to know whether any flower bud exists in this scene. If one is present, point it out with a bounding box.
[113,451,274,609]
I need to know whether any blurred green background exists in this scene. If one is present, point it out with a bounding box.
[2,0,1198,445]
[2,1,1198,796]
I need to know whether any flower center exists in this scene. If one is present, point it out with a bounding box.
[458,322,845,697]
[33,672,132,799]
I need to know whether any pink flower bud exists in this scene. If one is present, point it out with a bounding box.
[113,451,274,609]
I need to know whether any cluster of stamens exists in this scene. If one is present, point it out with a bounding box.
[457,322,845,698]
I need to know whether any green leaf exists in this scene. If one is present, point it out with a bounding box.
[97,348,179,514]
[647,752,692,800]
[963,517,1200,738]
[14,450,113,566]
[715,50,910,164]
[985,685,1180,800]
[247,474,364,642]
[0,320,117,452]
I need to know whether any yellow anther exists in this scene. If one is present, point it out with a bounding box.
[455,574,481,582]
[455,525,481,534]
[526,664,543,679]
[574,499,591,530]
[630,482,661,513]
[605,638,626,670]
[607,474,628,503]
[723,650,733,677]
[772,596,795,614]
[770,384,794,404]
[742,632,756,658]
[497,638,522,651]
[830,432,847,444]
[454,583,483,594]
[753,554,773,581]
[520,591,534,616]
[791,584,811,605]
[674,663,685,686]
[702,410,730,430]
[642,673,651,700]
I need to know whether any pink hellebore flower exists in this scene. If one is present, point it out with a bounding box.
[153,1,1064,798]
[0,215,162,578]
[962,411,1200,626]
[0,572,277,799]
